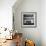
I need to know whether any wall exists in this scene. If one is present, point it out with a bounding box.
[41,0,46,46]
[0,0,16,30]
[13,0,41,46]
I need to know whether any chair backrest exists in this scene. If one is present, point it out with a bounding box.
[25,40,35,46]
[15,33,23,46]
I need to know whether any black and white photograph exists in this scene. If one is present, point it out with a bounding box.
[21,12,37,28]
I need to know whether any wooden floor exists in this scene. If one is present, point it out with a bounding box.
[0,39,16,46]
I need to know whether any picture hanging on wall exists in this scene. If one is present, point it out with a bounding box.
[21,12,37,28]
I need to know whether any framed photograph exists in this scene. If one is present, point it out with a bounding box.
[21,12,37,28]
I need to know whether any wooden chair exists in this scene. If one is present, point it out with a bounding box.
[14,33,23,46]
[25,40,35,46]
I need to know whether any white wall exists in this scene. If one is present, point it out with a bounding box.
[41,0,46,46]
[0,0,16,30]
[13,0,41,46]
